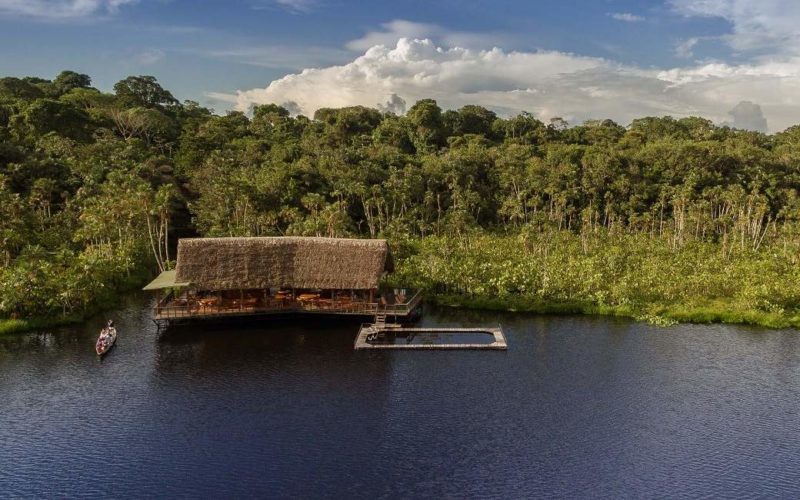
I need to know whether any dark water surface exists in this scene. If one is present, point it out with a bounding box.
[368,329,497,345]
[2,295,800,498]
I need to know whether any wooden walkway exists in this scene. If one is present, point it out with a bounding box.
[354,325,507,350]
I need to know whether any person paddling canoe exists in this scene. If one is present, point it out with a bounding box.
[96,320,117,356]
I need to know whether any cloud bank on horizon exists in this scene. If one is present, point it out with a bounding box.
[212,0,800,133]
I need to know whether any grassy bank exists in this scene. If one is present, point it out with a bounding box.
[390,231,800,329]
[429,294,800,329]
[0,316,84,335]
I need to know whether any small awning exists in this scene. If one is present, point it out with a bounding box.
[142,270,190,291]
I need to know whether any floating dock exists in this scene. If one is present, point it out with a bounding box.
[354,325,507,350]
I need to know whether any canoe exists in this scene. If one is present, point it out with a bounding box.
[96,327,117,356]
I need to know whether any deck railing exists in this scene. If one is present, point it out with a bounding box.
[380,289,423,315]
[153,290,422,321]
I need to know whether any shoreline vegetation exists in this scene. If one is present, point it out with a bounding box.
[429,294,799,329]
[3,71,800,332]
[0,271,149,334]
[388,232,800,329]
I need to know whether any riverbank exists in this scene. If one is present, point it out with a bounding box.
[4,300,795,335]
[6,292,795,335]
[0,270,152,335]
[0,316,82,335]
[7,228,800,333]
[429,294,800,329]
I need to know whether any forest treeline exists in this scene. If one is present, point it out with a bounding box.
[2,70,800,329]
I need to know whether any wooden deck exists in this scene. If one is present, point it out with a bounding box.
[354,325,507,350]
[153,290,422,322]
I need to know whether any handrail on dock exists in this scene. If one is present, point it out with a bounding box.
[379,289,422,314]
[152,289,421,321]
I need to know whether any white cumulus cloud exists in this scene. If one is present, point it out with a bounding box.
[212,37,800,132]
[670,0,800,54]
[345,19,515,52]
[0,0,136,19]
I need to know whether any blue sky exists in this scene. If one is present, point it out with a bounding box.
[1,0,798,131]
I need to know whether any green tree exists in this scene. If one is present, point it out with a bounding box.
[406,99,445,151]
[113,75,179,110]
[51,71,92,96]
[23,99,91,140]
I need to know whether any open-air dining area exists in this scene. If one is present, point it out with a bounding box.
[153,287,421,320]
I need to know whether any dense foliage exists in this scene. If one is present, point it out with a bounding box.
[390,232,800,327]
[3,70,800,328]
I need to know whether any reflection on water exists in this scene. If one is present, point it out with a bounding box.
[367,329,496,345]
[1,293,800,498]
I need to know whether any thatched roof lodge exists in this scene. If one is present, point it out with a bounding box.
[143,236,418,323]
[173,236,393,291]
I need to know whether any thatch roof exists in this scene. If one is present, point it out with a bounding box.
[174,237,393,291]
[142,270,189,291]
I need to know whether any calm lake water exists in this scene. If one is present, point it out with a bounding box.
[2,294,799,498]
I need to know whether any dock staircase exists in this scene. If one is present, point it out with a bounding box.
[373,311,387,328]
[366,310,401,341]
